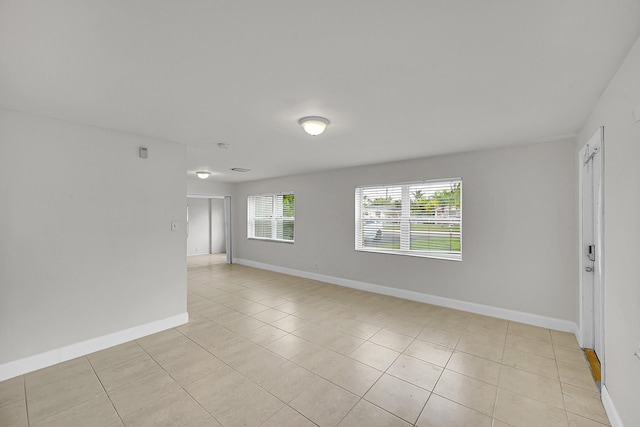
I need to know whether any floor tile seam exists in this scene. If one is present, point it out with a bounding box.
[444,347,502,368]
[345,340,403,372]
[564,408,611,426]
[265,403,320,427]
[413,392,435,427]
[398,354,447,402]
[504,331,553,344]
[491,406,519,427]
[490,332,509,420]
[505,344,558,360]
[147,308,261,424]
[189,290,229,304]
[335,396,366,427]
[556,357,593,372]
[100,358,170,397]
[366,338,411,354]
[217,302,272,318]
[173,378,226,427]
[22,375,30,427]
[0,379,26,410]
[83,356,126,427]
[499,362,562,382]
[553,347,598,395]
[499,362,560,381]
[437,361,502,390]
[382,370,438,394]
[397,349,446,371]
[269,319,309,335]
[558,378,600,394]
[494,379,567,411]
[27,393,116,427]
[189,349,295,408]
[127,337,213,398]
[89,347,156,375]
[335,326,382,343]
[503,343,556,360]
[464,325,509,336]
[249,308,290,323]
[551,340,582,351]
[286,357,371,400]
[425,392,495,424]
[406,335,459,352]
[360,393,427,426]
[555,354,592,369]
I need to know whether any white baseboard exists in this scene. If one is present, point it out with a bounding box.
[602,385,624,427]
[234,258,578,334]
[0,312,188,382]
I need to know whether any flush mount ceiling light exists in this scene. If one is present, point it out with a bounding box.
[196,171,211,179]
[299,116,329,136]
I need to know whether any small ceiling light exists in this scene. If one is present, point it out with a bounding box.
[299,116,329,136]
[196,171,211,179]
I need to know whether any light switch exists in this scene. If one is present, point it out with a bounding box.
[171,221,178,231]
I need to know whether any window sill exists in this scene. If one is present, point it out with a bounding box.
[248,237,295,244]
[355,247,461,261]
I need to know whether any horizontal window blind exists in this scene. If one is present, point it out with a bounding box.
[355,178,461,260]
[248,192,295,242]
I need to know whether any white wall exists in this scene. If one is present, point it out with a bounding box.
[211,198,226,254]
[0,110,187,371]
[187,176,233,196]
[577,35,640,427]
[233,139,578,323]
[187,198,211,256]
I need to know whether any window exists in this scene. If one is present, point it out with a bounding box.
[247,192,295,242]
[355,178,461,260]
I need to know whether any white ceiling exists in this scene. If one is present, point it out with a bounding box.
[2,1,640,182]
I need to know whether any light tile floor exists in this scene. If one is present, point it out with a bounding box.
[0,254,610,426]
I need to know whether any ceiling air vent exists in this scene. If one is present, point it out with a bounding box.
[230,168,250,173]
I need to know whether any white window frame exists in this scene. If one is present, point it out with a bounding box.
[355,178,462,261]
[247,192,295,243]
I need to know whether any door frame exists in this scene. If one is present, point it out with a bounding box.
[578,127,605,372]
[187,193,232,264]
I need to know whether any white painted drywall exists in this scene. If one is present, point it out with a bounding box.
[211,198,226,254]
[187,198,211,256]
[187,176,233,196]
[233,139,578,322]
[578,35,640,427]
[0,110,187,366]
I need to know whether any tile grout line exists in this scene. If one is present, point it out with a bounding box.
[491,326,509,425]
[22,375,30,427]
[136,330,226,427]
[85,356,127,427]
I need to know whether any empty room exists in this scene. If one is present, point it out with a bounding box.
[1,1,639,426]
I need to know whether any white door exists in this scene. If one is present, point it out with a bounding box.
[580,127,604,362]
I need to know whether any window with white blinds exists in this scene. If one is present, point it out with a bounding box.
[247,192,295,242]
[355,178,461,260]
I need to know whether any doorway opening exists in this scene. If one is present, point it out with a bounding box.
[187,195,232,264]
[579,127,604,384]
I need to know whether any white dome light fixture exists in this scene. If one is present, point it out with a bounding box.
[299,116,329,136]
[196,171,212,179]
